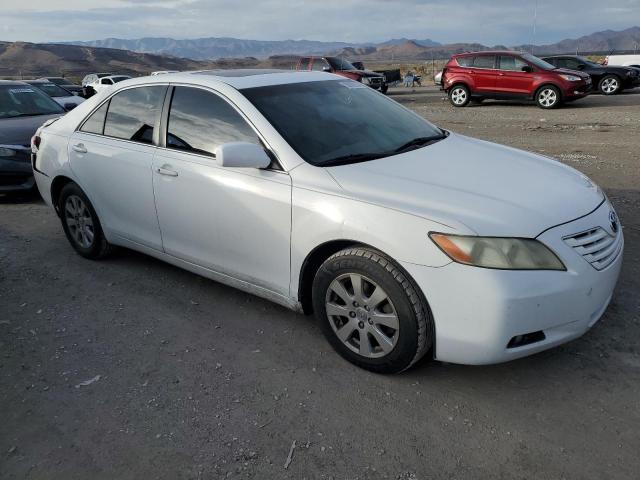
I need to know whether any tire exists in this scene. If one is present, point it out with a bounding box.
[535,85,561,109]
[380,84,389,94]
[312,247,434,374]
[58,182,113,259]
[599,75,621,95]
[449,84,470,107]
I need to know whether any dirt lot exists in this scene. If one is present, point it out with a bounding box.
[1,89,639,479]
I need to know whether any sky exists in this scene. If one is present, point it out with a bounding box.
[0,0,638,45]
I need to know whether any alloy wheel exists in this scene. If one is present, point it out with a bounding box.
[601,77,619,94]
[450,87,467,105]
[538,88,557,107]
[325,273,399,358]
[64,194,94,248]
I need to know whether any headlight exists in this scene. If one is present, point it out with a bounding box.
[360,76,371,85]
[559,74,581,82]
[429,233,565,270]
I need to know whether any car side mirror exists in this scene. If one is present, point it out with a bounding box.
[63,103,77,111]
[215,142,271,169]
[521,65,533,73]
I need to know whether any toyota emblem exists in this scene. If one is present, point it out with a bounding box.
[609,211,619,233]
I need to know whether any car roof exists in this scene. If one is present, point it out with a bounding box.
[455,50,524,56]
[0,80,31,87]
[112,69,340,90]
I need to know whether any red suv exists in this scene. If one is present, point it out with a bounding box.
[442,51,592,109]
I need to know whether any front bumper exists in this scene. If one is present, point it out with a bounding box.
[402,201,623,365]
[563,79,591,99]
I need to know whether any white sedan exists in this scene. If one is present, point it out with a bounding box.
[31,70,623,373]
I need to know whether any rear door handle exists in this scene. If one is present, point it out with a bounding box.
[156,165,178,177]
[72,143,87,153]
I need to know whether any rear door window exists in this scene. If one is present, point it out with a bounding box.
[103,86,166,144]
[80,102,109,134]
[473,55,496,69]
[298,58,311,70]
[166,86,259,157]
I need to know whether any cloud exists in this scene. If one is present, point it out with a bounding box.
[0,0,638,45]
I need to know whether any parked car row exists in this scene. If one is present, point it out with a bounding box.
[439,51,639,109]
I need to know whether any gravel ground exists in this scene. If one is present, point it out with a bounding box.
[1,89,639,479]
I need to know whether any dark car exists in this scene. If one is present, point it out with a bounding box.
[541,55,640,95]
[38,77,84,96]
[0,81,64,195]
[442,51,592,109]
[296,56,388,93]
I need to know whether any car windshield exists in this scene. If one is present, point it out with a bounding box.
[327,57,357,71]
[241,80,445,166]
[27,82,70,98]
[0,85,64,119]
[521,53,556,70]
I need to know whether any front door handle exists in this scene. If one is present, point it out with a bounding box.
[72,143,87,153]
[156,165,178,177]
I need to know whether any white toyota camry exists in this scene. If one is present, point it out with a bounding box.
[31,70,623,373]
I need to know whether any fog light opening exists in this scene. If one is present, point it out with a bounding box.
[507,331,546,349]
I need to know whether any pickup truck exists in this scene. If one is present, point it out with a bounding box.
[296,56,388,93]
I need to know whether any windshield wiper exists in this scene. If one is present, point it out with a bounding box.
[321,152,388,167]
[393,132,448,154]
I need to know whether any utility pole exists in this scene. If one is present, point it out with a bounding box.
[531,0,538,54]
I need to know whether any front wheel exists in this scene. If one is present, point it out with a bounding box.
[536,85,561,109]
[312,247,433,373]
[449,85,470,107]
[380,84,389,94]
[599,75,621,95]
[58,182,113,259]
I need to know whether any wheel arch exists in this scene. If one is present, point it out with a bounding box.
[50,175,75,216]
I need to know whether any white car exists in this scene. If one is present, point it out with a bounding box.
[86,75,132,94]
[604,54,640,68]
[31,70,623,373]
[25,80,84,110]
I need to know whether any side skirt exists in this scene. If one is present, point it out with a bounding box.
[112,235,303,313]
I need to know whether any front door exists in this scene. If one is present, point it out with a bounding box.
[68,85,167,250]
[495,55,535,96]
[152,85,292,297]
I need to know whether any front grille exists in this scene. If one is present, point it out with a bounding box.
[564,227,622,270]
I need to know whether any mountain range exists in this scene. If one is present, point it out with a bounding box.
[63,36,442,60]
[61,27,639,61]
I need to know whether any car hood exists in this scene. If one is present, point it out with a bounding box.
[0,114,62,145]
[552,68,591,80]
[357,69,384,78]
[326,133,604,237]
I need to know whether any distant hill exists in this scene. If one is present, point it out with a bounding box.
[0,41,225,79]
[515,26,640,55]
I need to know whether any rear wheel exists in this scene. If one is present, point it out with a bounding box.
[58,182,113,259]
[312,247,433,374]
[449,85,470,107]
[599,75,621,95]
[536,85,561,109]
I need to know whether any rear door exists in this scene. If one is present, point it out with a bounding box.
[495,55,535,96]
[470,55,497,92]
[68,85,167,250]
